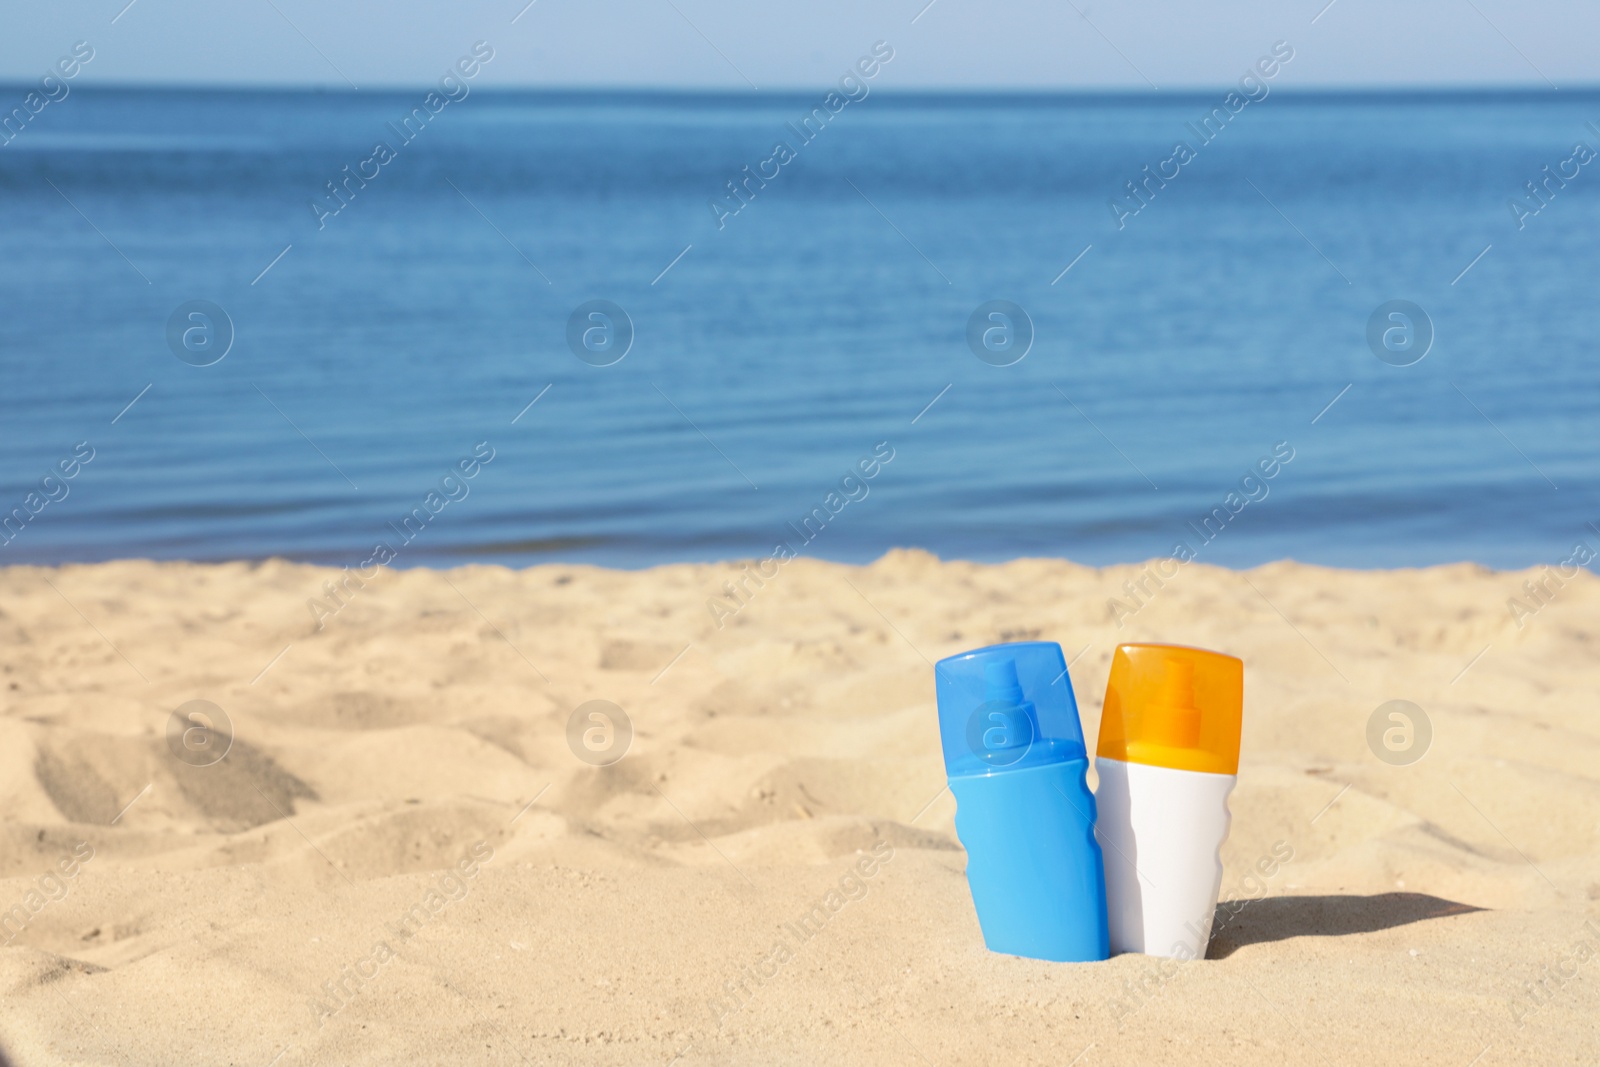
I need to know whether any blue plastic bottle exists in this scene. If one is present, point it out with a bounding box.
[934,641,1109,962]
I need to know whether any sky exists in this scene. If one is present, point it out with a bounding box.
[1,0,1595,90]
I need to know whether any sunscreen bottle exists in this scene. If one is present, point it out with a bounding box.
[1094,643,1243,959]
[934,641,1109,962]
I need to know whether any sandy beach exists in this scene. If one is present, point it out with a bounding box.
[0,551,1596,1065]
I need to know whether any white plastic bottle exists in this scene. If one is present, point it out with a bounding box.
[1093,643,1244,959]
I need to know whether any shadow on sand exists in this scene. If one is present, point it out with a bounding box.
[1207,892,1485,959]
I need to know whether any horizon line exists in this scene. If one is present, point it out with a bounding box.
[2,80,1595,97]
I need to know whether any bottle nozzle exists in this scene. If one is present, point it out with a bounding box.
[1155,657,1195,707]
[977,656,1038,758]
[1146,658,1200,747]
[983,658,1025,704]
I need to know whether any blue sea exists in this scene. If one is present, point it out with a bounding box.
[0,87,1595,570]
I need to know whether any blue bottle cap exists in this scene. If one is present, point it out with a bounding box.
[935,641,1087,778]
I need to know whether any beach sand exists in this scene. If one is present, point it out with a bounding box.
[0,551,1596,1065]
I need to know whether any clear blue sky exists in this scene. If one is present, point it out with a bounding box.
[2,0,1594,89]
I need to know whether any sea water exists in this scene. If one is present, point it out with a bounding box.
[0,89,1594,569]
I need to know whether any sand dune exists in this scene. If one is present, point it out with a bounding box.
[0,552,1596,1064]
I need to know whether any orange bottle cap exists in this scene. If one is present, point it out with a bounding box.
[1097,643,1243,776]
